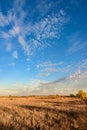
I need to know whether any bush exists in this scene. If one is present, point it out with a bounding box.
[76,90,87,100]
[70,94,75,97]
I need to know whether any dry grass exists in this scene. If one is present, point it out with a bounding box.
[0,97,87,130]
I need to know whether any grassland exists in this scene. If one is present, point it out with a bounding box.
[0,96,87,130]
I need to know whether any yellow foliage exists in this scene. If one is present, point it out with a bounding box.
[76,90,87,100]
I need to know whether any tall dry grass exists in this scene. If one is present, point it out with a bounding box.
[0,97,86,130]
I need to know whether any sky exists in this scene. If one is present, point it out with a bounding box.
[0,0,87,95]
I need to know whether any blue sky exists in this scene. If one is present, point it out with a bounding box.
[0,0,87,95]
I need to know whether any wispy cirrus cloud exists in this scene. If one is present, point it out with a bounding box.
[37,61,64,77]
[36,60,75,77]
[9,25,20,37]
[18,36,30,56]
[0,32,11,39]
[37,61,63,68]
[0,0,69,57]
[68,33,87,54]
[12,50,18,59]
[28,60,87,95]
[6,43,12,52]
[2,59,87,96]
[8,62,16,67]
[0,12,9,27]
[39,68,58,77]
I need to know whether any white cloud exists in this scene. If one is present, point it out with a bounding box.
[7,73,86,95]
[0,12,9,27]
[39,73,50,77]
[18,36,30,56]
[0,32,11,39]
[39,69,58,77]
[40,68,58,76]
[37,61,63,68]
[29,67,87,95]
[8,62,16,67]
[9,25,20,37]
[68,33,87,54]
[69,59,87,81]
[2,59,87,95]
[69,41,87,54]
[29,11,68,47]
[34,60,87,94]
[60,9,66,16]
[0,0,69,57]
[6,43,12,52]
[37,61,71,77]
[12,50,18,59]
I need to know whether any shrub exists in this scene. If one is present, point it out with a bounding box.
[76,90,87,100]
[70,94,75,97]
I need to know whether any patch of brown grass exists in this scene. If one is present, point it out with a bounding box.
[0,97,86,130]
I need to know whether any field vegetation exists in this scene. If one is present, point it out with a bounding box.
[0,90,86,130]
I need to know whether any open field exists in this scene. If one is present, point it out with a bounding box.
[0,97,87,130]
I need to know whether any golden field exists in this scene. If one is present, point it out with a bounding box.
[0,96,87,130]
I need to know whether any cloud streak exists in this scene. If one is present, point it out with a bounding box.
[22,59,87,95]
[68,33,87,54]
[0,0,69,57]
[37,61,64,77]
[1,59,87,96]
